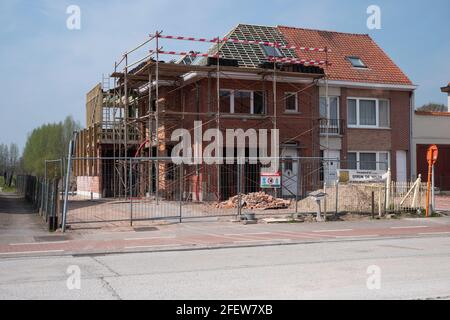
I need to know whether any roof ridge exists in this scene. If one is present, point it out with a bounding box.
[277,25,369,37]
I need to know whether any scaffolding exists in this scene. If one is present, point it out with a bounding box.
[75,29,331,201]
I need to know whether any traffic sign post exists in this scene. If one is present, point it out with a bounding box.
[426,145,439,217]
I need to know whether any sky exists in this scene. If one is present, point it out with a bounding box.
[1,0,449,151]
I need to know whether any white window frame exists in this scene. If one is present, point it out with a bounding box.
[285,92,299,113]
[347,97,390,129]
[347,151,390,172]
[347,56,367,68]
[221,89,266,115]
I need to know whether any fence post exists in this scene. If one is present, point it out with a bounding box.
[237,163,242,218]
[385,168,391,213]
[179,163,183,223]
[335,180,339,218]
[371,191,375,219]
[62,136,75,233]
[130,157,133,227]
[323,181,327,222]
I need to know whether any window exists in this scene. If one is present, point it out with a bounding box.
[234,91,252,114]
[347,151,390,172]
[219,90,232,113]
[379,152,389,171]
[347,98,390,128]
[254,91,265,115]
[320,97,339,119]
[360,153,377,171]
[262,45,283,58]
[379,100,390,127]
[347,152,357,170]
[285,93,298,112]
[348,99,357,125]
[347,56,367,68]
[219,90,266,115]
[359,100,376,126]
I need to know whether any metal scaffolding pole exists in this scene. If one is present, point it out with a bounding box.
[155,32,160,205]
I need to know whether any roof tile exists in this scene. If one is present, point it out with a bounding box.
[278,26,413,85]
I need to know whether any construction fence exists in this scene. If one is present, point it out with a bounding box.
[60,157,427,229]
[16,160,64,231]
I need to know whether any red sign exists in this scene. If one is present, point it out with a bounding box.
[427,145,439,166]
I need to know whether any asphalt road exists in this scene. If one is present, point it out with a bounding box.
[1,235,449,300]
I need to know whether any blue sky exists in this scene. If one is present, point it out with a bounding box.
[1,0,449,150]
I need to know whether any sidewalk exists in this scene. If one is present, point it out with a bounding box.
[0,192,49,244]
[1,192,450,258]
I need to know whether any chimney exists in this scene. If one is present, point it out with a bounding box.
[441,83,450,112]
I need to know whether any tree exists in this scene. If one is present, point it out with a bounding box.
[0,144,9,182]
[417,103,447,112]
[22,116,80,176]
[6,143,19,187]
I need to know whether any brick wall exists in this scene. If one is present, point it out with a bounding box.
[340,88,412,180]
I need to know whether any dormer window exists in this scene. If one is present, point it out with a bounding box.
[262,45,283,58]
[347,56,367,68]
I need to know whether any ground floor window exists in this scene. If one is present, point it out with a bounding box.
[347,151,390,171]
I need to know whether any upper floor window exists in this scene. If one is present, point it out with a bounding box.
[285,92,298,112]
[320,96,339,119]
[219,90,266,115]
[347,56,367,68]
[347,98,390,128]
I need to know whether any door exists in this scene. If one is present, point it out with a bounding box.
[281,147,298,197]
[396,151,407,183]
[324,150,340,184]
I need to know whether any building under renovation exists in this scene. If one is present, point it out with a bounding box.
[73,24,415,204]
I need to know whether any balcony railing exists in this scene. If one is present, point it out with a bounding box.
[319,118,345,136]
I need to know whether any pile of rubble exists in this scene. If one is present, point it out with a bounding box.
[217,192,291,210]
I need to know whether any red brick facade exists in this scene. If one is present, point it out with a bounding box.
[340,88,412,180]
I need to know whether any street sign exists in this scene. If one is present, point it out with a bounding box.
[426,145,439,217]
[260,172,281,189]
[338,170,388,183]
[427,145,439,166]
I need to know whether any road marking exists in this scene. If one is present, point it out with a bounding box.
[9,241,70,246]
[391,226,429,230]
[233,239,290,244]
[124,236,175,241]
[335,235,379,239]
[419,232,450,236]
[0,250,64,255]
[279,231,336,239]
[224,232,273,237]
[125,244,180,250]
[312,229,353,233]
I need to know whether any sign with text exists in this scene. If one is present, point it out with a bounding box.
[260,172,281,189]
[338,170,388,183]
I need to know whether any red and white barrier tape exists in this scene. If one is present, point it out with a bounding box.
[223,38,330,53]
[149,50,220,58]
[268,56,328,66]
[150,34,220,43]
[151,33,330,53]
